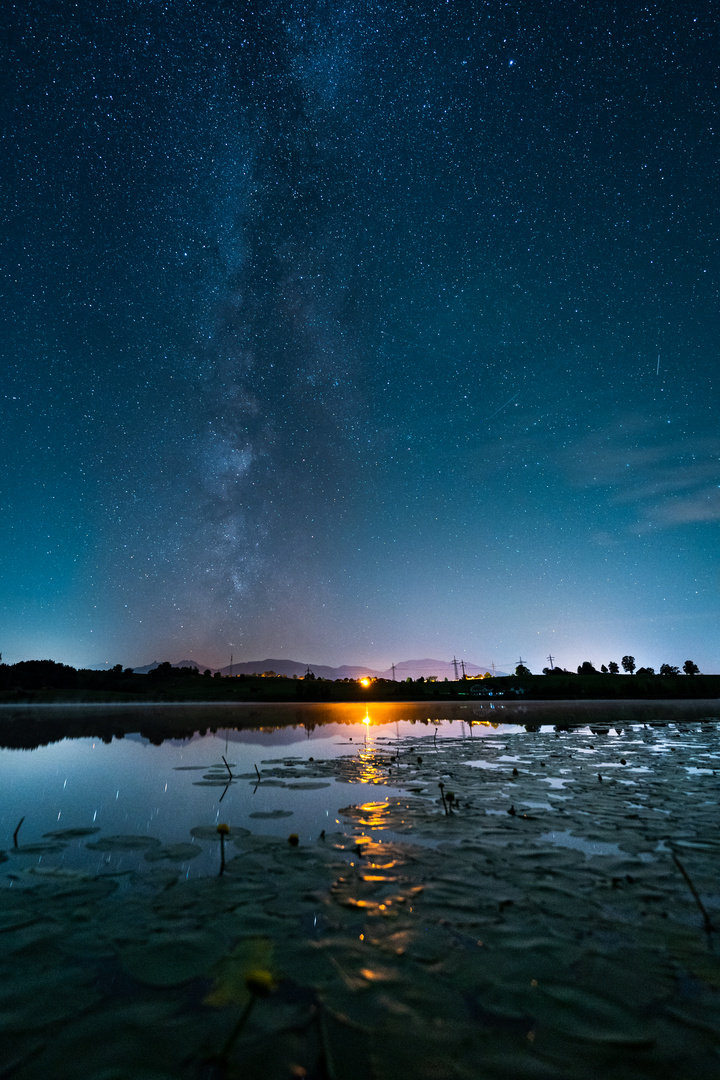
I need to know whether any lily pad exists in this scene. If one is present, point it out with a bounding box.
[190,825,251,841]
[248,809,294,819]
[204,937,275,1007]
[285,781,332,790]
[59,929,117,959]
[143,843,202,863]
[538,984,655,1046]
[0,963,101,1031]
[118,929,227,987]
[86,835,162,852]
[9,841,68,855]
[192,780,236,787]
[42,827,101,840]
[0,909,40,931]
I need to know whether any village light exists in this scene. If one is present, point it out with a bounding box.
[359,677,371,687]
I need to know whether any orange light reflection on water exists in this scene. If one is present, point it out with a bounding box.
[351,801,391,828]
[349,713,393,785]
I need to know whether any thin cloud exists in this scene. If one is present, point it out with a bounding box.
[563,414,720,531]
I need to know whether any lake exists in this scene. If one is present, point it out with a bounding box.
[1,700,719,1079]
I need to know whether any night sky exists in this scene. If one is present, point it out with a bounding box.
[2,1,719,673]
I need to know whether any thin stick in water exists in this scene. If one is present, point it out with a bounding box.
[221,755,233,779]
[220,995,256,1058]
[316,1003,338,1080]
[671,849,716,942]
[13,817,25,849]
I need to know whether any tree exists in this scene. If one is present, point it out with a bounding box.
[636,666,655,676]
[621,655,636,674]
[577,661,597,675]
[659,664,680,676]
[600,664,609,674]
[608,661,619,674]
[683,660,700,676]
[515,664,531,677]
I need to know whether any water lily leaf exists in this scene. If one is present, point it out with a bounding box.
[190,825,250,842]
[9,841,68,855]
[86,835,162,851]
[264,895,321,917]
[0,963,101,1031]
[285,781,332,790]
[118,929,227,986]
[204,937,275,1007]
[59,929,117,959]
[0,908,39,932]
[143,843,201,863]
[538,984,655,1046]
[42,827,101,839]
[248,809,294,819]
[192,780,236,787]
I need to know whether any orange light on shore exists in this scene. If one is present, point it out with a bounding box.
[359,677,371,687]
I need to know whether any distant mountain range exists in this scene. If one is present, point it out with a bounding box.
[132,657,507,679]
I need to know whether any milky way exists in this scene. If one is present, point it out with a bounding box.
[2,1,718,672]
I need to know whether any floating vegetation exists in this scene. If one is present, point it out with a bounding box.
[1,721,719,1078]
[285,780,332,789]
[42,827,101,840]
[143,842,201,863]
[190,825,251,842]
[85,835,162,852]
[9,840,69,856]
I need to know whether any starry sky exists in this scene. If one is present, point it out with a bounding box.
[2,0,719,674]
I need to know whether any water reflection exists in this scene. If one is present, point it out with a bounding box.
[0,701,500,751]
[1,697,716,752]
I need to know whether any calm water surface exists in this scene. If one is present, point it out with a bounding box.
[0,702,524,880]
[2,698,714,880]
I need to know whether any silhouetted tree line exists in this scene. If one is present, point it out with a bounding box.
[541,656,701,677]
[0,660,175,693]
